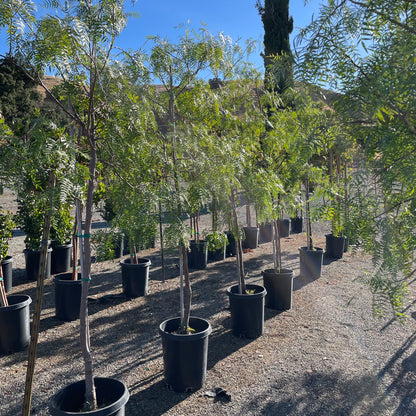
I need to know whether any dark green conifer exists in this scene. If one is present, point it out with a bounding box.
[256,0,294,94]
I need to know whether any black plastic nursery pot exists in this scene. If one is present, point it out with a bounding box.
[24,248,52,281]
[120,258,151,298]
[208,244,226,262]
[159,316,212,393]
[50,377,129,416]
[1,256,13,293]
[262,268,294,311]
[227,284,267,339]
[259,222,273,244]
[54,273,82,321]
[51,243,72,275]
[291,216,303,234]
[278,219,291,238]
[299,246,324,279]
[325,234,347,259]
[0,294,32,354]
[187,240,208,270]
[242,226,259,249]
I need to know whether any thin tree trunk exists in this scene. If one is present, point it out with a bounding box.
[305,178,313,250]
[180,244,191,332]
[231,189,245,294]
[72,215,78,280]
[246,203,251,227]
[273,219,281,271]
[22,172,55,416]
[158,201,166,283]
[179,247,184,323]
[80,138,97,410]
[0,266,7,307]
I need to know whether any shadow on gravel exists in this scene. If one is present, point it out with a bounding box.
[377,330,416,416]
[207,323,256,370]
[240,370,391,416]
[293,273,319,291]
[127,378,190,416]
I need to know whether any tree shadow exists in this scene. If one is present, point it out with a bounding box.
[240,370,392,415]
[293,273,319,291]
[126,378,194,416]
[207,318,257,370]
[376,330,416,415]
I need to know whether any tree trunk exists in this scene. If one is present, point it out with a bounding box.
[80,138,97,410]
[273,219,281,271]
[305,178,313,250]
[230,189,246,294]
[0,265,7,307]
[180,244,191,332]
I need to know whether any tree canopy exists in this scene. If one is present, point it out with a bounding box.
[296,0,416,317]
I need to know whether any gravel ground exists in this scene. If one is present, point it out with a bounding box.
[1,189,416,415]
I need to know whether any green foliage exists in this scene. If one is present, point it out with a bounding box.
[297,0,416,317]
[5,118,77,250]
[205,230,228,252]
[0,56,40,136]
[15,193,46,250]
[91,229,121,262]
[50,203,74,246]
[0,210,15,259]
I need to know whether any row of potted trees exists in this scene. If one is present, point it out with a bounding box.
[0,4,357,414]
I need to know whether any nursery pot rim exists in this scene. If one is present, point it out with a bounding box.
[119,257,151,267]
[262,268,294,277]
[325,233,347,239]
[298,246,323,252]
[227,284,267,299]
[1,255,13,265]
[53,273,82,285]
[51,242,73,248]
[2,294,32,311]
[50,377,129,416]
[24,247,53,254]
[159,316,212,341]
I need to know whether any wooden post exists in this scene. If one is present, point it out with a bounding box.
[22,172,55,416]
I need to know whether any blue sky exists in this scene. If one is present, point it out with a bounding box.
[0,0,323,72]
[118,0,323,70]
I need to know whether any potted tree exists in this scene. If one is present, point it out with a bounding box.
[114,186,156,299]
[206,230,228,262]
[227,188,268,339]
[324,131,355,259]
[0,210,15,293]
[11,0,135,412]
[50,202,74,274]
[16,189,53,282]
[146,31,224,393]
[205,66,273,338]
[0,208,32,355]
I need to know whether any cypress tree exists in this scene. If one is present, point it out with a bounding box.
[256,0,294,94]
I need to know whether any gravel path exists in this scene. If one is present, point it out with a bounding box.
[1,190,416,415]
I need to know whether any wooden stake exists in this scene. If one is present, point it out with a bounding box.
[22,172,55,416]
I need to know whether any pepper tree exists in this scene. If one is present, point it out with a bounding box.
[13,0,134,410]
[296,0,416,317]
[143,29,224,333]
